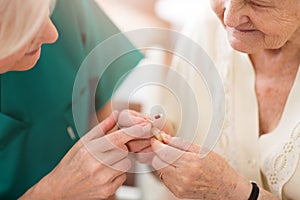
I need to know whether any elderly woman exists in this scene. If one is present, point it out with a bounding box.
[0,0,150,199]
[135,0,300,200]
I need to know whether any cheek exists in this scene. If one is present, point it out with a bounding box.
[255,7,300,40]
[12,49,41,71]
[210,0,226,23]
[0,48,27,73]
[7,46,29,65]
[260,20,298,45]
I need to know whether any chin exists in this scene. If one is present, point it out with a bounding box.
[9,59,38,73]
[0,61,37,74]
[228,38,261,54]
[16,60,39,72]
[13,51,41,72]
[226,29,265,54]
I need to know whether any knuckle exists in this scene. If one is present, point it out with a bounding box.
[101,186,112,198]
[99,190,110,200]
[109,132,124,145]
[104,185,118,197]
[189,158,200,168]
[77,146,90,158]
[173,186,185,198]
[137,152,154,163]
[120,144,129,152]
[159,149,168,160]
[98,174,111,185]
[118,158,132,171]
[181,175,190,185]
[115,147,129,158]
[152,156,162,169]
[119,174,127,183]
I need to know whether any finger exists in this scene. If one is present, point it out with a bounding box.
[126,139,151,152]
[86,124,152,155]
[117,109,149,127]
[151,139,185,166]
[110,173,127,191]
[152,155,175,171]
[97,148,129,166]
[85,137,128,165]
[122,123,152,139]
[161,133,201,153]
[99,174,127,198]
[88,124,152,155]
[84,111,119,141]
[136,146,155,164]
[85,133,127,154]
[111,157,132,173]
[137,146,153,154]
[108,124,152,145]
[101,158,132,181]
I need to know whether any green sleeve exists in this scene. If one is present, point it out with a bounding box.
[64,0,144,110]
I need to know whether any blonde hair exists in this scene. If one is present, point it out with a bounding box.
[0,0,55,59]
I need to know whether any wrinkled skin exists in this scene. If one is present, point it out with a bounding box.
[20,112,151,199]
[150,134,242,199]
[211,0,300,53]
[151,134,279,199]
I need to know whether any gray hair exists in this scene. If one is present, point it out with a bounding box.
[0,0,55,59]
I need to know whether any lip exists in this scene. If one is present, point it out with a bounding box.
[234,28,257,33]
[25,48,40,56]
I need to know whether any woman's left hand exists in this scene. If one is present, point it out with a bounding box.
[151,134,251,199]
[117,109,154,163]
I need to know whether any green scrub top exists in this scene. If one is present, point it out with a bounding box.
[0,0,143,199]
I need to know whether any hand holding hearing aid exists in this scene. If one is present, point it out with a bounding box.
[116,109,168,164]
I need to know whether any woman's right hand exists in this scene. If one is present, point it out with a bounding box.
[20,111,151,199]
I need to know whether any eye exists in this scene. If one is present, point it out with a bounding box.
[249,0,272,8]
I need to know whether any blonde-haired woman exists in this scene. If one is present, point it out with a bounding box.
[0,0,149,199]
[0,0,57,72]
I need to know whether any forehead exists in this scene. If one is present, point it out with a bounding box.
[230,0,296,3]
[226,0,300,7]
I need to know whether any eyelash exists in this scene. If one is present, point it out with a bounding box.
[249,1,271,8]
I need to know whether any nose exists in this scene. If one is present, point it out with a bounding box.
[224,0,249,28]
[40,18,59,45]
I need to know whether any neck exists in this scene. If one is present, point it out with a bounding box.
[250,45,300,78]
[250,30,300,77]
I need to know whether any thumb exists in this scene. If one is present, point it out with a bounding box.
[151,138,184,165]
[117,109,148,127]
[161,133,201,153]
[84,111,119,141]
[108,123,152,145]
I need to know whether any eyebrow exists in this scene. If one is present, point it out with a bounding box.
[250,0,273,3]
[247,0,276,6]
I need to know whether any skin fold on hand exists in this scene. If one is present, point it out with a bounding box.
[19,111,152,199]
